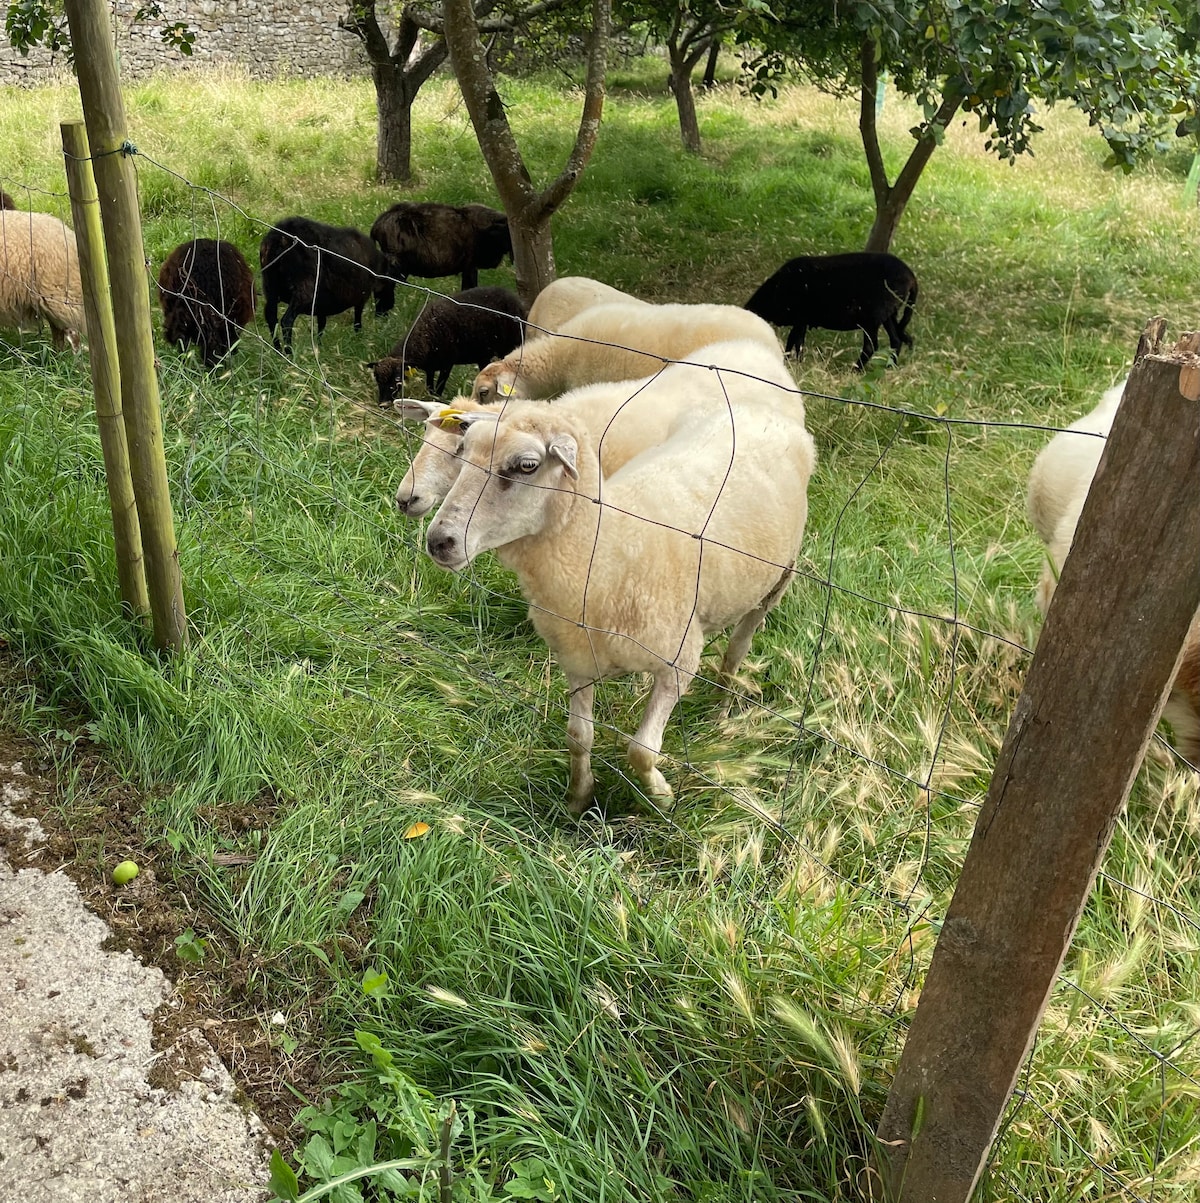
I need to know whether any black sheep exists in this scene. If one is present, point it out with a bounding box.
[370,202,513,292]
[370,286,528,402]
[0,189,15,210]
[745,252,919,371]
[157,238,256,368]
[259,216,395,354]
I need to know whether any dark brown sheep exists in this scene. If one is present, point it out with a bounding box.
[370,202,512,292]
[370,286,527,402]
[260,216,395,354]
[157,238,256,368]
[745,252,919,371]
[0,189,16,210]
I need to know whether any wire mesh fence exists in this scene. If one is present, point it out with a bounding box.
[1,148,1198,1201]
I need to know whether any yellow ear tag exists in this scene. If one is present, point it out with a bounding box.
[497,381,514,397]
[403,366,420,381]
[435,406,465,427]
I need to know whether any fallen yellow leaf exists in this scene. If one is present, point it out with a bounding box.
[403,821,431,839]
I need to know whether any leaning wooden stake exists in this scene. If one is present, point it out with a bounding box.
[60,118,150,622]
[63,0,187,652]
[874,320,1200,1202]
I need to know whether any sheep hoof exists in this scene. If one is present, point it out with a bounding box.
[641,772,674,808]
[566,791,595,816]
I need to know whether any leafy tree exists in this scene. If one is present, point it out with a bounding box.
[442,0,610,303]
[342,0,579,184]
[747,1,1200,252]
[6,0,194,59]
[620,0,741,152]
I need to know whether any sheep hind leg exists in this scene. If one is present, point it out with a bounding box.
[628,656,698,806]
[717,566,795,715]
[854,327,879,372]
[565,675,596,815]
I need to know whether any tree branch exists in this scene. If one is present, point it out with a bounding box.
[859,33,890,208]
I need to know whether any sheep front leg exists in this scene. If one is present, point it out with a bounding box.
[565,675,596,814]
[785,324,807,357]
[854,326,879,371]
[627,662,693,804]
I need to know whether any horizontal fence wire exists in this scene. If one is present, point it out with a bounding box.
[1,150,1198,1201]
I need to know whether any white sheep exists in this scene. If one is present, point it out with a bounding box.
[470,301,784,404]
[1026,377,1199,766]
[394,338,799,517]
[424,367,816,811]
[524,276,648,341]
[0,209,86,351]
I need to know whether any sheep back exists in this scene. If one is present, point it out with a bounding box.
[525,277,647,340]
[473,301,783,401]
[0,209,86,351]
[157,238,256,367]
[370,202,512,289]
[373,286,527,401]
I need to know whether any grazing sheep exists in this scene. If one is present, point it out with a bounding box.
[0,189,15,210]
[370,286,527,403]
[259,216,395,354]
[0,208,86,351]
[394,338,798,517]
[470,301,784,404]
[370,202,512,292]
[157,238,255,368]
[1027,377,1200,767]
[744,251,919,370]
[525,276,648,340]
[425,365,816,811]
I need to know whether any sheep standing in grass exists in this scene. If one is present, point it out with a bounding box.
[370,202,512,292]
[259,216,395,354]
[425,364,815,811]
[0,190,15,210]
[1027,377,1200,766]
[524,276,648,340]
[744,251,918,370]
[370,286,527,403]
[0,208,86,351]
[394,339,798,517]
[470,301,783,403]
[157,238,256,368]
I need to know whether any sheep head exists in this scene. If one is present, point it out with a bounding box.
[393,398,495,519]
[426,407,580,571]
[471,360,523,405]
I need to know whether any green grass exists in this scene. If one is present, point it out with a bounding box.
[2,66,1200,1201]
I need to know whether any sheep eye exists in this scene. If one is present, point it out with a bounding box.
[514,456,540,475]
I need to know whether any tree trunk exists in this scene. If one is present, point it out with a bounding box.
[858,34,961,253]
[442,0,609,306]
[375,62,415,183]
[668,34,713,155]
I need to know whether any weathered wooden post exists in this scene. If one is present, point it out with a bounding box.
[874,320,1200,1202]
[63,0,187,653]
[60,118,150,622]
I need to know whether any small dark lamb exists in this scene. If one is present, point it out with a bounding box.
[370,286,527,403]
[745,252,919,371]
[260,216,395,354]
[370,202,512,292]
[157,238,256,368]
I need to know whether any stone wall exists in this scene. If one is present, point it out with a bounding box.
[0,0,373,85]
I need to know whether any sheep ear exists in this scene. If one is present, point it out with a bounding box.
[547,435,578,480]
[394,398,442,421]
[364,360,378,371]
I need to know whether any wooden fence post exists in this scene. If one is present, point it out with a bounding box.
[873,322,1200,1202]
[60,118,150,622]
[63,0,187,653]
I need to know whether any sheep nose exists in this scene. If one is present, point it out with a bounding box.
[426,527,458,563]
[395,493,418,515]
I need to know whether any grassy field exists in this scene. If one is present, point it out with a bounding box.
[1,63,1199,1201]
